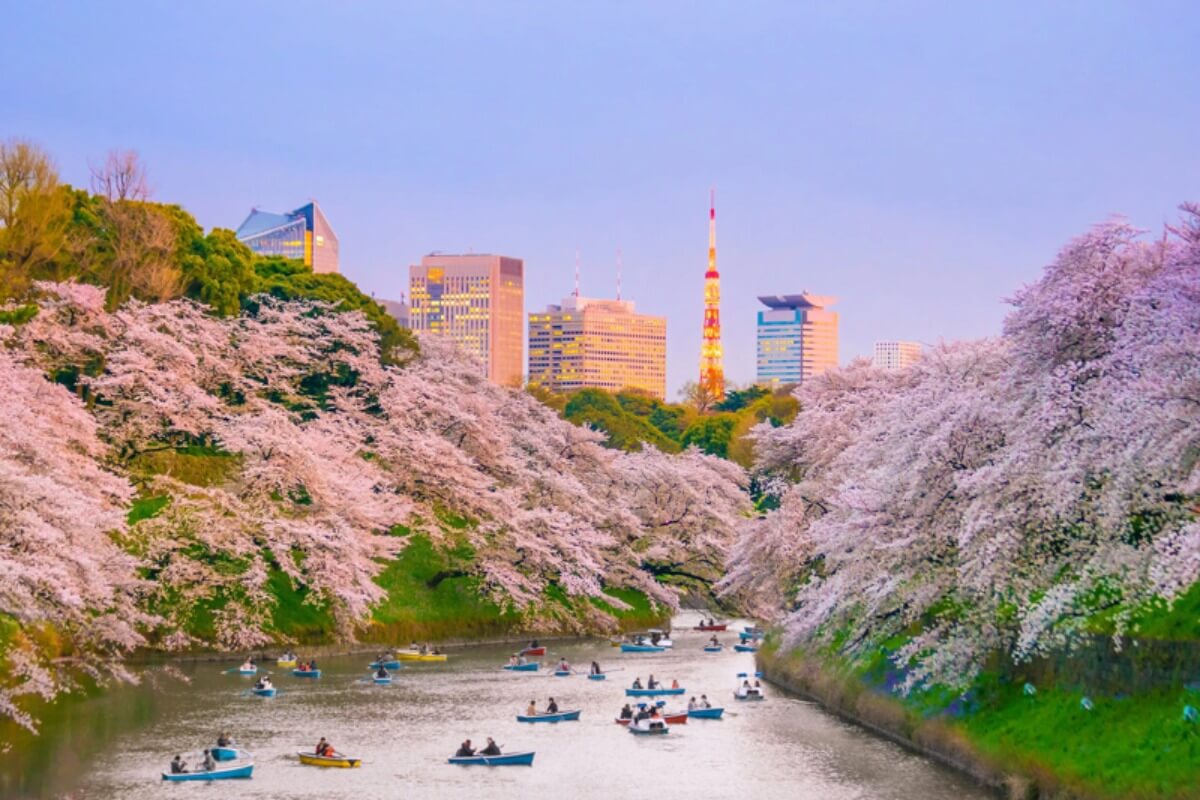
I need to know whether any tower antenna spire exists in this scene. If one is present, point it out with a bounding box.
[617,248,623,301]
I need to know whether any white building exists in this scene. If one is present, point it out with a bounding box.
[873,340,922,370]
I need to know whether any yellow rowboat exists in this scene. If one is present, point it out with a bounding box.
[277,659,297,667]
[298,751,361,768]
[397,652,447,662]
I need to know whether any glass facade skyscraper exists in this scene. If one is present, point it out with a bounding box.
[235,201,339,274]
[755,294,839,387]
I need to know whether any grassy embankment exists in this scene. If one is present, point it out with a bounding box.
[760,590,1200,800]
[125,448,667,649]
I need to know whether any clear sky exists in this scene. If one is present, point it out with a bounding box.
[6,1,1199,396]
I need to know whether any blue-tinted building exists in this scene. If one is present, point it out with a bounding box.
[756,294,839,387]
[235,201,339,274]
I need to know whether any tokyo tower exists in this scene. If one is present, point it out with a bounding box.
[699,190,725,400]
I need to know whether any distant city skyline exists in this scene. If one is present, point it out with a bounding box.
[7,2,1199,396]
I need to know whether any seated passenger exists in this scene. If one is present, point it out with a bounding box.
[688,697,698,710]
[202,750,215,771]
[547,697,559,713]
[455,739,475,758]
[480,737,501,756]
[631,677,643,689]
[620,703,633,720]
[170,754,188,774]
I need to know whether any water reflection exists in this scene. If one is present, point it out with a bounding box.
[7,615,992,799]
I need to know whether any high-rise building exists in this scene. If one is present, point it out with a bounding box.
[874,340,922,370]
[755,294,839,387]
[379,298,410,329]
[528,294,667,400]
[408,254,524,385]
[235,201,339,274]
[699,192,725,400]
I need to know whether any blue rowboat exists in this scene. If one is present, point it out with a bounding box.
[587,673,607,681]
[628,722,670,736]
[369,660,402,670]
[373,676,392,685]
[733,644,758,653]
[212,747,239,761]
[738,631,763,642]
[448,751,535,766]
[703,645,723,653]
[516,709,581,723]
[553,670,571,677]
[688,707,725,719]
[502,662,539,672]
[252,687,276,697]
[236,667,257,675]
[162,763,254,781]
[292,669,322,678]
[625,687,685,697]
[620,643,665,653]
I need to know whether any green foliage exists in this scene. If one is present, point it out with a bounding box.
[714,384,770,412]
[127,495,169,525]
[680,413,737,458]
[563,389,681,452]
[0,303,37,325]
[128,447,240,487]
[267,567,336,643]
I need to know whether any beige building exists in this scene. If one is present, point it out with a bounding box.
[756,294,839,386]
[874,340,922,370]
[528,295,667,400]
[409,254,524,385]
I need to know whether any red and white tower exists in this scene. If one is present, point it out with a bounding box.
[699,190,725,401]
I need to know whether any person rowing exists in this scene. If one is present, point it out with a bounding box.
[634,705,650,722]
[631,676,643,689]
[590,660,602,675]
[620,703,634,720]
[170,754,188,774]
[455,739,475,757]
[479,737,501,756]
[315,737,336,757]
[688,696,698,710]
[710,635,720,646]
[239,658,254,672]
[700,694,712,708]
[557,658,570,672]
[546,697,559,714]
[375,666,390,679]
[526,699,537,716]
[647,674,659,689]
[255,675,272,690]
[202,749,216,772]
[671,678,679,689]
[216,732,232,747]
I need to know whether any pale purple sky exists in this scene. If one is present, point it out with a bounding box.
[6,2,1199,396]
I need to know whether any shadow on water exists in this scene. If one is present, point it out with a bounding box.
[3,614,995,800]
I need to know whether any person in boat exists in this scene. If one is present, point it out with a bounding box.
[647,674,659,689]
[409,640,419,651]
[202,749,216,772]
[256,676,273,690]
[634,706,650,722]
[455,739,475,757]
[375,666,389,679]
[508,654,519,667]
[590,661,601,675]
[620,703,634,720]
[479,737,501,756]
[517,654,528,666]
[530,638,539,649]
[170,754,188,774]
[700,694,711,708]
[419,643,428,655]
[742,679,751,689]
[631,677,643,690]
[217,732,232,747]
[309,658,318,670]
[671,678,679,689]
[320,740,336,757]
[710,635,720,646]
[649,706,661,719]
[239,659,254,671]
[546,697,559,713]
[557,659,570,672]
[527,699,537,716]
[688,696,698,711]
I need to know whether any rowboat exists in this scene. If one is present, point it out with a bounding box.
[625,687,685,697]
[733,644,758,653]
[448,751,535,766]
[553,669,572,677]
[628,719,669,735]
[615,711,686,725]
[620,643,664,653]
[276,659,297,668]
[516,709,581,722]
[292,669,322,678]
[369,660,402,670]
[397,652,447,662]
[373,676,392,685]
[688,706,725,719]
[703,645,723,653]
[739,631,763,642]
[162,763,254,781]
[520,646,546,656]
[502,662,539,672]
[694,623,727,632]
[298,751,362,768]
[735,686,766,701]
[236,667,257,675]
[587,673,607,681]
[212,746,239,761]
[252,686,277,697]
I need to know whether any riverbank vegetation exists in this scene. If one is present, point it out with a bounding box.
[0,140,750,733]
[731,208,1200,797]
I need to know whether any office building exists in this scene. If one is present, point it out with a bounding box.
[235,201,339,274]
[408,254,524,385]
[528,294,667,400]
[874,340,922,370]
[379,298,410,329]
[756,294,839,387]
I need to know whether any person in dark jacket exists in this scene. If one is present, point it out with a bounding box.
[170,754,188,774]
[479,737,501,756]
[546,697,559,713]
[620,703,633,720]
[455,739,475,757]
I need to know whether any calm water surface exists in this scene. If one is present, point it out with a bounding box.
[6,614,992,799]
